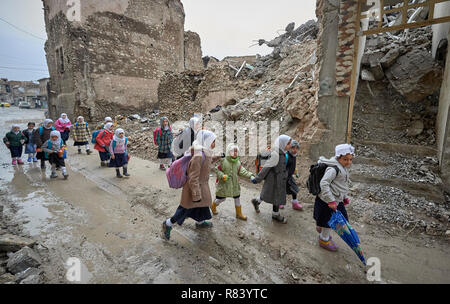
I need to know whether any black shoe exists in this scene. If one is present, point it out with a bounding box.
[251,199,261,213]
[40,162,45,169]
[50,172,58,179]
[116,169,123,178]
[86,150,92,155]
[63,174,69,180]
[123,167,130,177]
[78,149,82,154]
[101,162,106,167]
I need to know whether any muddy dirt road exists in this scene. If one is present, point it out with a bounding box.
[1,107,449,283]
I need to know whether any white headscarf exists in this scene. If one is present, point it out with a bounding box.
[226,143,239,156]
[11,124,20,134]
[77,116,84,123]
[50,130,62,150]
[113,128,126,145]
[59,113,70,124]
[105,117,113,123]
[44,119,53,129]
[191,130,216,156]
[104,122,113,132]
[274,135,291,153]
[335,143,355,158]
[189,117,201,132]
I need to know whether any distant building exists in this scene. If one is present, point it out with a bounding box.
[37,77,50,108]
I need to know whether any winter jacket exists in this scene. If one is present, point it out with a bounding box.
[109,137,127,156]
[3,132,25,147]
[287,151,297,176]
[254,148,288,206]
[94,129,114,152]
[54,119,72,132]
[214,156,253,197]
[180,151,212,209]
[318,156,350,203]
[35,126,55,148]
[72,121,90,143]
[22,129,38,145]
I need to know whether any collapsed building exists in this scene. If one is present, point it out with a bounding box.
[42,0,203,121]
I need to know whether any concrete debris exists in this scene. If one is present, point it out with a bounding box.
[0,234,36,253]
[15,267,42,283]
[6,246,42,275]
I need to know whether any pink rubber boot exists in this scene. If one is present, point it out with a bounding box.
[292,200,303,211]
[17,159,24,165]
[12,159,17,165]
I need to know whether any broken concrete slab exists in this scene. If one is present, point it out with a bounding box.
[361,69,376,81]
[380,48,401,69]
[15,267,42,283]
[369,62,385,81]
[0,273,15,284]
[385,49,443,102]
[6,246,42,274]
[0,234,36,253]
[19,274,41,284]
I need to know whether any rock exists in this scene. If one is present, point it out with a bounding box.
[385,49,443,102]
[209,105,222,113]
[406,120,424,137]
[15,267,42,282]
[0,273,15,284]
[20,274,40,284]
[380,48,400,69]
[0,266,5,276]
[0,234,36,253]
[6,246,41,274]
[369,62,385,80]
[285,22,295,33]
[140,118,148,123]
[128,114,141,120]
[361,69,376,81]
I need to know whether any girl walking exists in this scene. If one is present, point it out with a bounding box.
[23,122,38,163]
[108,128,130,178]
[314,144,355,252]
[54,113,72,145]
[36,119,55,169]
[42,131,69,179]
[251,135,292,224]
[3,124,25,165]
[212,143,255,221]
[156,116,173,170]
[94,122,114,167]
[173,116,201,160]
[72,116,92,155]
[162,130,219,240]
[281,140,303,210]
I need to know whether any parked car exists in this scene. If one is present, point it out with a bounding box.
[0,102,11,107]
[19,101,31,109]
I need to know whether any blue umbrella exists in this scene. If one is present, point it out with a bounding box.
[328,211,366,265]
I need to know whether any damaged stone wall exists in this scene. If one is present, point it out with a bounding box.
[42,0,202,121]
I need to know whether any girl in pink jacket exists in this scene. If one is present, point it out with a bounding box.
[54,113,72,145]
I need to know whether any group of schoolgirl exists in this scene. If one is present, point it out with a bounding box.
[160,117,356,253]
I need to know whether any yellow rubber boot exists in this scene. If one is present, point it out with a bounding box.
[211,202,218,215]
[235,205,247,221]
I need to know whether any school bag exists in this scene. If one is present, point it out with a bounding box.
[91,129,105,144]
[153,126,172,146]
[111,137,128,159]
[306,162,339,196]
[39,126,55,136]
[166,151,205,189]
[255,149,272,174]
[45,139,66,159]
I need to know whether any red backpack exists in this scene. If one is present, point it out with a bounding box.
[153,126,172,145]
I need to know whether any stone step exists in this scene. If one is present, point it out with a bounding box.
[351,172,445,203]
[354,140,437,158]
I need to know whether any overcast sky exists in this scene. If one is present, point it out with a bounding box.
[0,0,316,82]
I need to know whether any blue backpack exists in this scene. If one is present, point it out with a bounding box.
[91,129,105,144]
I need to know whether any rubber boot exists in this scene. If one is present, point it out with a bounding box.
[235,205,247,221]
[211,202,218,215]
[78,149,82,154]
[123,167,130,177]
[86,149,92,155]
[116,168,123,178]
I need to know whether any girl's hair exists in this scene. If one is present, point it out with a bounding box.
[28,122,35,127]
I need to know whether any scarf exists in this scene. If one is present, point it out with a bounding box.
[274,135,291,153]
[77,116,84,124]
[44,119,53,129]
[49,130,62,151]
[105,117,113,123]
[335,143,355,158]
[160,116,170,129]
[113,128,126,146]
[190,130,216,157]
[226,143,240,162]
[11,124,20,135]
[189,117,201,132]
[104,122,113,132]
[58,113,70,124]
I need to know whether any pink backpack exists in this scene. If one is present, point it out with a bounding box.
[166,152,205,189]
[153,126,172,145]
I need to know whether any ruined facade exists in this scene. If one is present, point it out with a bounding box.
[42,0,202,121]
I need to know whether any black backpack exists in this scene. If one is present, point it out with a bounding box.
[306,163,339,195]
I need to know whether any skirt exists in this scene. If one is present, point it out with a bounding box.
[108,153,128,168]
[48,153,66,167]
[313,196,348,228]
[98,151,110,161]
[286,176,299,195]
[157,151,173,160]
[171,205,212,226]
[10,146,23,158]
[74,141,89,146]
[25,142,36,154]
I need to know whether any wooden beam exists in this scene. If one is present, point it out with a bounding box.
[361,16,450,35]
[429,0,436,20]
